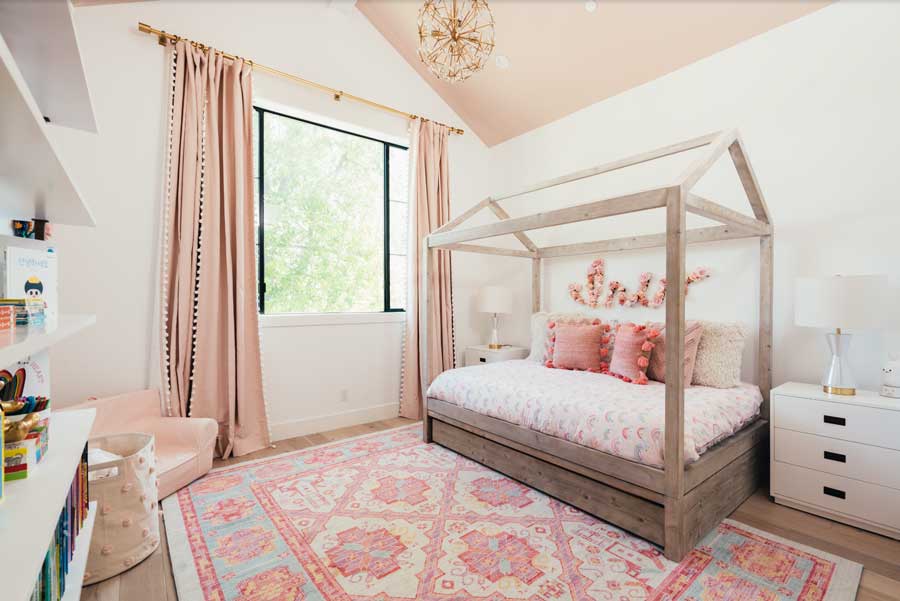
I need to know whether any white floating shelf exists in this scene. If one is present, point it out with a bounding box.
[0,409,96,601]
[61,502,98,601]
[0,314,96,369]
[0,0,97,132]
[0,31,95,227]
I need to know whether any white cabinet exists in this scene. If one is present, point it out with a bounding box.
[770,382,900,539]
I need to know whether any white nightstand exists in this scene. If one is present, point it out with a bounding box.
[770,382,900,540]
[464,345,529,366]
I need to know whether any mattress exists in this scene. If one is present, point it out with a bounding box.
[426,360,763,468]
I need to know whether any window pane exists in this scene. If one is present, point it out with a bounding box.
[262,113,384,313]
[389,254,407,310]
[388,201,408,256]
[389,146,409,202]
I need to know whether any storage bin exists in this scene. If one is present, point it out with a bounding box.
[84,432,159,584]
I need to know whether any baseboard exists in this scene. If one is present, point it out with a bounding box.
[772,495,900,540]
[270,402,400,441]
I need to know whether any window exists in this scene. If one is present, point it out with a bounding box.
[253,107,409,314]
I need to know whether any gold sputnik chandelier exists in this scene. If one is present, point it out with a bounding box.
[417,0,495,83]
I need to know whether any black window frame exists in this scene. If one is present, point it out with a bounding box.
[253,106,408,315]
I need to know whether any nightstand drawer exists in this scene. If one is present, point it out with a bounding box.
[774,428,900,489]
[772,394,900,450]
[772,462,900,530]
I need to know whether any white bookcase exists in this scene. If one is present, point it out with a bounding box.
[0,411,97,601]
[0,10,99,600]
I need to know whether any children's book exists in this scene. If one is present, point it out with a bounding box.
[3,246,58,321]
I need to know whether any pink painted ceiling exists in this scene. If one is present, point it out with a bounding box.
[357,0,829,146]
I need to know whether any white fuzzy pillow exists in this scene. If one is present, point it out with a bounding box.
[528,312,550,361]
[691,321,747,388]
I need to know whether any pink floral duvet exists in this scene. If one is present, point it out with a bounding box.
[426,360,763,467]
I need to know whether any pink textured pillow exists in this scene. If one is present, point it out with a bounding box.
[608,323,661,385]
[647,322,704,384]
[547,324,607,372]
[544,318,613,366]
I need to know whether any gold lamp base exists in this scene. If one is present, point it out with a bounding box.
[823,385,856,396]
[488,343,503,350]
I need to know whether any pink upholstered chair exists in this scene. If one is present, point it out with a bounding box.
[64,390,218,499]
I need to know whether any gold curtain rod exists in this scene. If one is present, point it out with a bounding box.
[136,22,465,136]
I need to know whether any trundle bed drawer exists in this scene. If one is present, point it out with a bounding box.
[772,394,900,450]
[771,461,900,531]
[773,428,900,490]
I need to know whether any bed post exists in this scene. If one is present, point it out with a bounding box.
[531,258,542,312]
[758,235,774,418]
[421,238,434,442]
[663,185,688,561]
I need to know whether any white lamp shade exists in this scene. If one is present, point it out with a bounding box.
[478,286,513,314]
[794,275,888,330]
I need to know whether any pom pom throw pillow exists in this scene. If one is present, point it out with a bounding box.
[543,315,615,364]
[608,323,660,385]
[548,324,608,372]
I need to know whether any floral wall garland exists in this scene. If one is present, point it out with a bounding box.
[567,258,710,309]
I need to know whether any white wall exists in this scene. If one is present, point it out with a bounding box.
[487,1,900,391]
[43,0,900,433]
[44,0,499,438]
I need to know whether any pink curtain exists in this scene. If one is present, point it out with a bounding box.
[160,40,270,458]
[400,120,455,420]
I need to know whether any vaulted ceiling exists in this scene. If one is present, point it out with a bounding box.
[357,0,830,146]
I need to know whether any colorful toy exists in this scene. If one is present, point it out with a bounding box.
[3,413,49,481]
[11,218,51,240]
[882,353,900,399]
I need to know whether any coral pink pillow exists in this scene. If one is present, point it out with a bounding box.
[608,324,661,385]
[547,324,608,372]
[545,318,613,366]
[647,322,704,385]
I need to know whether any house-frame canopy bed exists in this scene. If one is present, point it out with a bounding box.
[420,129,773,562]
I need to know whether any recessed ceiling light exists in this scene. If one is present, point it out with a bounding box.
[495,54,511,69]
[584,1,598,13]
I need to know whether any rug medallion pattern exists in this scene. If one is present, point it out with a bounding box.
[166,425,857,600]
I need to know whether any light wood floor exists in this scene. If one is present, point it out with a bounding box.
[83,417,900,601]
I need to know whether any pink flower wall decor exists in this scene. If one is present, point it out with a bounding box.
[604,281,622,309]
[568,258,606,306]
[566,258,710,309]
[629,272,652,307]
[651,278,668,307]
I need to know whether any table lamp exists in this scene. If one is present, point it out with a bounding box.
[478,286,513,349]
[795,274,887,396]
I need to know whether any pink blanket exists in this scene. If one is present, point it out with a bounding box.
[427,360,762,467]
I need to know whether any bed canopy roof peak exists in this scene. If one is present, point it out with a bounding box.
[427,129,772,258]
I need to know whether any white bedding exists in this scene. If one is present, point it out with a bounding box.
[426,360,763,467]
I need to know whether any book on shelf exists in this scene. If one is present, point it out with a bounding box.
[28,445,89,601]
[1,246,58,322]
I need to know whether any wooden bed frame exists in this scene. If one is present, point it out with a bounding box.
[419,130,774,561]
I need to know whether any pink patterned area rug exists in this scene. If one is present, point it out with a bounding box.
[163,425,861,600]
